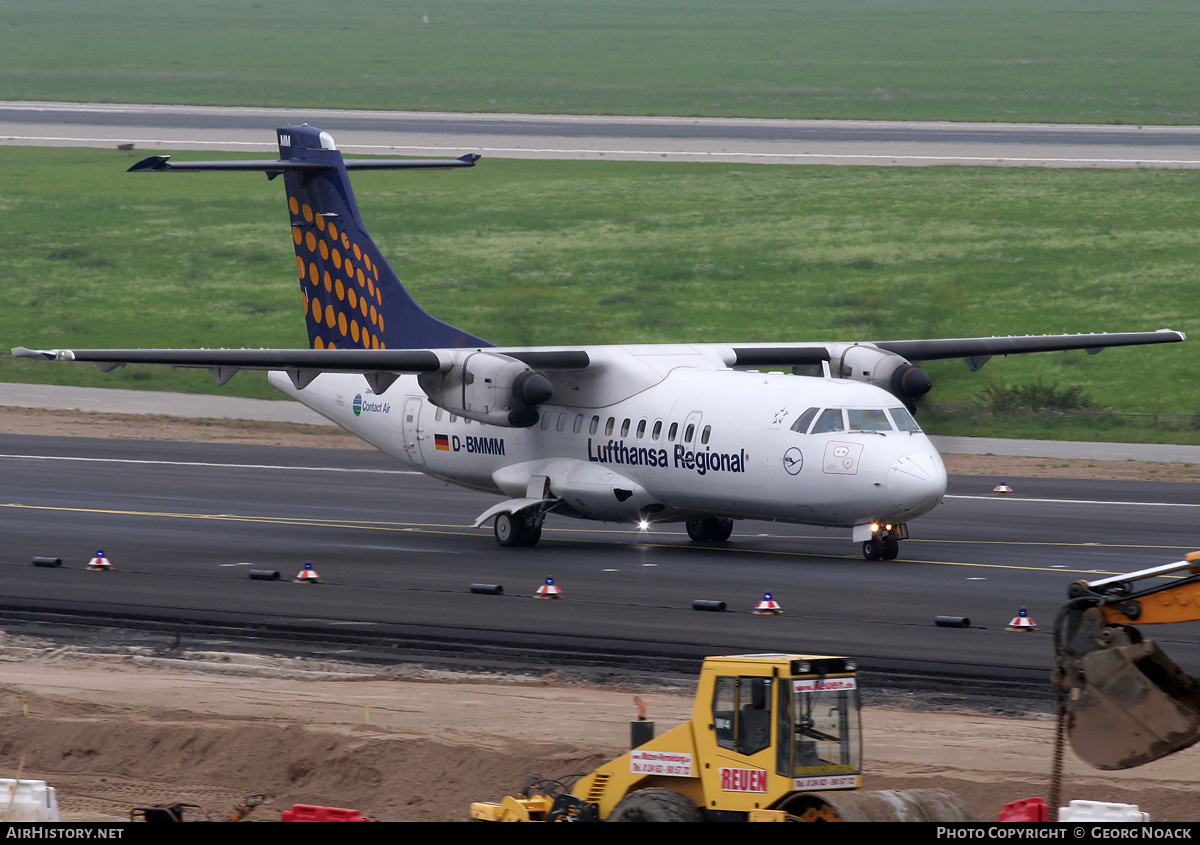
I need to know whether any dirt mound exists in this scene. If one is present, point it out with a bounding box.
[1,646,1198,822]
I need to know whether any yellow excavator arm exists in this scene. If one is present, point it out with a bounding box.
[1053,551,1200,770]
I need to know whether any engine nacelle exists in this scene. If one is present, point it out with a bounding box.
[831,345,932,404]
[418,351,553,428]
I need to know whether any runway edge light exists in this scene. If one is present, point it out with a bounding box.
[86,549,112,571]
[535,577,562,599]
[295,561,322,584]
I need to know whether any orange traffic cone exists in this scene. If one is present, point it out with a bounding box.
[753,591,784,615]
[535,577,562,599]
[87,549,113,571]
[295,561,322,584]
[1007,607,1038,631]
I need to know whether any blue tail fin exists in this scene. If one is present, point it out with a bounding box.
[278,126,489,351]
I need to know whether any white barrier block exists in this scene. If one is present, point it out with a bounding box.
[1058,800,1148,823]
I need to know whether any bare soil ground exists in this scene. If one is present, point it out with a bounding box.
[1,407,1198,823]
[2,644,1198,824]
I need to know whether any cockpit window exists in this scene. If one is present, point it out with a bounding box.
[888,407,922,432]
[810,408,845,434]
[790,407,819,434]
[846,409,891,431]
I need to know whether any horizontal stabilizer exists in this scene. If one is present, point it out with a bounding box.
[129,154,479,174]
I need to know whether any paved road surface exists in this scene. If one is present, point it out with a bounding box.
[3,101,1199,167]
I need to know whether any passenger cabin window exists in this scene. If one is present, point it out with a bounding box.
[540,412,551,430]
[846,409,891,431]
[701,425,711,445]
[573,414,584,434]
[790,407,819,434]
[605,417,615,436]
[557,413,567,432]
[888,407,922,432]
[636,419,647,439]
[652,420,662,440]
[590,416,600,435]
[684,423,695,443]
[810,408,845,434]
[668,422,679,442]
[621,418,631,437]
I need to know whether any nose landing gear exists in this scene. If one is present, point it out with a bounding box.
[861,523,906,561]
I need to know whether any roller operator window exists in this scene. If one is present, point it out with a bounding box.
[713,676,773,758]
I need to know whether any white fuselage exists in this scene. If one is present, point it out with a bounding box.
[268,348,947,535]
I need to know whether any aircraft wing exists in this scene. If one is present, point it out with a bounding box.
[871,329,1186,371]
[10,346,590,393]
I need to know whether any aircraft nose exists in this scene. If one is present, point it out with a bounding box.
[888,452,947,513]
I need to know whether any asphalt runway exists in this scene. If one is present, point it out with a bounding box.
[3,101,1200,167]
[3,433,1198,687]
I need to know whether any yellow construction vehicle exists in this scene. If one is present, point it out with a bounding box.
[1053,550,1200,771]
[470,653,973,822]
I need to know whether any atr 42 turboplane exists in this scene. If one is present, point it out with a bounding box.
[13,126,1186,560]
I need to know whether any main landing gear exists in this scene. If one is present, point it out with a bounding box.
[494,511,544,547]
[685,516,734,543]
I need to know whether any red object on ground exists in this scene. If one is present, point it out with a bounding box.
[999,797,1049,822]
[281,804,371,822]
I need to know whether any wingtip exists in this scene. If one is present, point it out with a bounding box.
[127,155,172,173]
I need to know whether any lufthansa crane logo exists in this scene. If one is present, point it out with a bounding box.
[783,447,804,475]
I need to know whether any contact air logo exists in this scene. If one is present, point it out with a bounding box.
[720,767,768,793]
[352,394,391,417]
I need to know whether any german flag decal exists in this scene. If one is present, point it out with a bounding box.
[435,434,450,451]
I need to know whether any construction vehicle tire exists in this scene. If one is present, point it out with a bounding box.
[607,788,702,822]
[782,788,974,822]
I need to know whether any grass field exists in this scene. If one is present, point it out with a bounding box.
[2,0,1198,125]
[1,146,1195,442]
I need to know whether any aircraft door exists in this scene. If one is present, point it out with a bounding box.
[402,396,425,466]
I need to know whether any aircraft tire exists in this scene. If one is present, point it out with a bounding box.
[520,522,542,547]
[686,517,733,543]
[862,539,883,561]
[685,518,712,542]
[882,536,900,560]
[494,512,525,547]
[710,518,734,542]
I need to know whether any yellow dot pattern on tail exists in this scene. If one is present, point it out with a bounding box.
[289,194,385,351]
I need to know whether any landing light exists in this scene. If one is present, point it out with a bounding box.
[637,520,650,532]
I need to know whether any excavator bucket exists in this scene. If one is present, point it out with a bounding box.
[1067,638,1200,770]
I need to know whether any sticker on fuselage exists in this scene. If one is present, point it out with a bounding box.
[434,433,505,455]
[352,394,391,416]
[822,441,863,475]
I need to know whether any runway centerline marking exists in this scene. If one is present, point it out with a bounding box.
[4,135,1198,167]
[0,453,418,475]
[946,494,1200,508]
